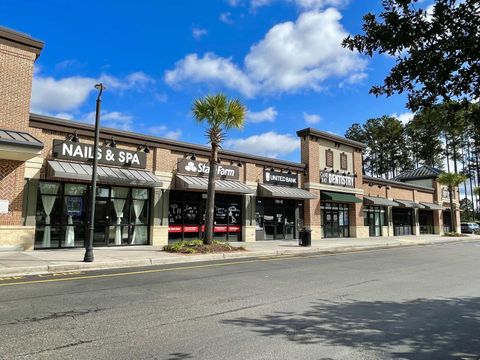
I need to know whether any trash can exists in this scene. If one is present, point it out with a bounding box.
[299,227,312,247]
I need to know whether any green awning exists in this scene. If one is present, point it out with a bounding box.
[321,191,362,203]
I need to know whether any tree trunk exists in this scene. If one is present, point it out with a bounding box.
[445,131,451,173]
[204,143,218,245]
[448,186,456,233]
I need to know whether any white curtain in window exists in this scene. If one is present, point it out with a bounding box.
[111,188,129,245]
[131,199,146,244]
[65,215,75,247]
[41,195,56,247]
[112,198,126,245]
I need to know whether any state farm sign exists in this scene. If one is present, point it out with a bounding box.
[177,159,239,180]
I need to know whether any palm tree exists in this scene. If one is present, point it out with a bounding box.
[192,93,246,244]
[437,173,468,233]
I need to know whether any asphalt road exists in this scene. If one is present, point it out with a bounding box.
[1,241,480,360]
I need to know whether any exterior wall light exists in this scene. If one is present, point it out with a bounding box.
[66,131,79,143]
[138,144,150,153]
[105,137,116,148]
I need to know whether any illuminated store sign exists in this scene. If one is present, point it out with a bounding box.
[52,140,147,169]
[177,159,239,180]
[320,171,355,188]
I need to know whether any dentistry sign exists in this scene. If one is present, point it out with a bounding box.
[177,159,239,180]
[52,140,147,169]
[320,171,355,188]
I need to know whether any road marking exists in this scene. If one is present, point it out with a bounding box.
[0,255,311,287]
[1,241,475,288]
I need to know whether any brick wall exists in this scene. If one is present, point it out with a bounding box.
[0,160,25,225]
[0,44,35,131]
[0,41,37,227]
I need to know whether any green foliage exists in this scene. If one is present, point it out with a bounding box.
[345,116,412,178]
[163,240,245,254]
[437,172,468,189]
[192,93,247,245]
[343,0,480,111]
[192,93,246,146]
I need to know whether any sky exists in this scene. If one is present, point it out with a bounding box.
[0,0,432,162]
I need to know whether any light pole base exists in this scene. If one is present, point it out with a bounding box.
[83,249,94,262]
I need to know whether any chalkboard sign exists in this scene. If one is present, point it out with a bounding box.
[169,203,182,224]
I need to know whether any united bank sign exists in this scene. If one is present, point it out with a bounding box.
[320,171,355,188]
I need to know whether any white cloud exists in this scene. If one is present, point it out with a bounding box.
[31,75,96,113]
[392,112,414,125]
[227,0,242,6]
[165,9,367,97]
[81,111,134,131]
[425,4,435,22]
[290,0,349,10]
[192,27,208,40]
[148,125,182,140]
[245,9,366,93]
[31,70,155,114]
[230,0,349,10]
[303,111,321,124]
[247,106,278,123]
[154,93,168,102]
[219,12,233,24]
[224,131,299,158]
[165,53,257,97]
[99,71,155,92]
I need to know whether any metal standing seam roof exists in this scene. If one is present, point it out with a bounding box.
[176,174,255,194]
[363,196,398,207]
[394,165,443,181]
[258,184,317,200]
[0,129,43,149]
[47,160,162,187]
[420,202,445,210]
[393,199,426,209]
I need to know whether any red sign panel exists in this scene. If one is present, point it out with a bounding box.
[228,226,241,232]
[214,226,228,232]
[168,226,182,233]
[183,226,199,233]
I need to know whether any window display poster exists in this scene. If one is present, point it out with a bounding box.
[66,197,83,215]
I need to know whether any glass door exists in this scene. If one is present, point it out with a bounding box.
[275,209,285,239]
[93,198,109,246]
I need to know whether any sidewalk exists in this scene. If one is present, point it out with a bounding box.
[0,235,478,277]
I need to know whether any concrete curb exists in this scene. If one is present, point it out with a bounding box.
[0,238,473,278]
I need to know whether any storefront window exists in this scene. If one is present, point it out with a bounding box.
[322,202,350,238]
[392,208,413,236]
[256,198,297,240]
[167,191,242,243]
[35,183,150,249]
[364,206,386,237]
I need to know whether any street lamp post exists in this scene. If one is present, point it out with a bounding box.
[84,83,106,262]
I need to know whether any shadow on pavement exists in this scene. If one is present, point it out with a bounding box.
[223,297,480,359]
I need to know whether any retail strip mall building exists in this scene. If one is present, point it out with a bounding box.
[0,27,460,250]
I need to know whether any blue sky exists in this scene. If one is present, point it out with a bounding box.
[0,0,430,162]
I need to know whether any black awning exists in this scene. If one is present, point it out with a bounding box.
[47,160,162,187]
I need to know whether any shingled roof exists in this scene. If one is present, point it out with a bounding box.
[394,165,444,181]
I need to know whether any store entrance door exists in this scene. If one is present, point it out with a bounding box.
[322,203,350,238]
[260,199,296,240]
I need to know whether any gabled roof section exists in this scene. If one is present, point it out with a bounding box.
[296,128,367,149]
[394,165,443,181]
